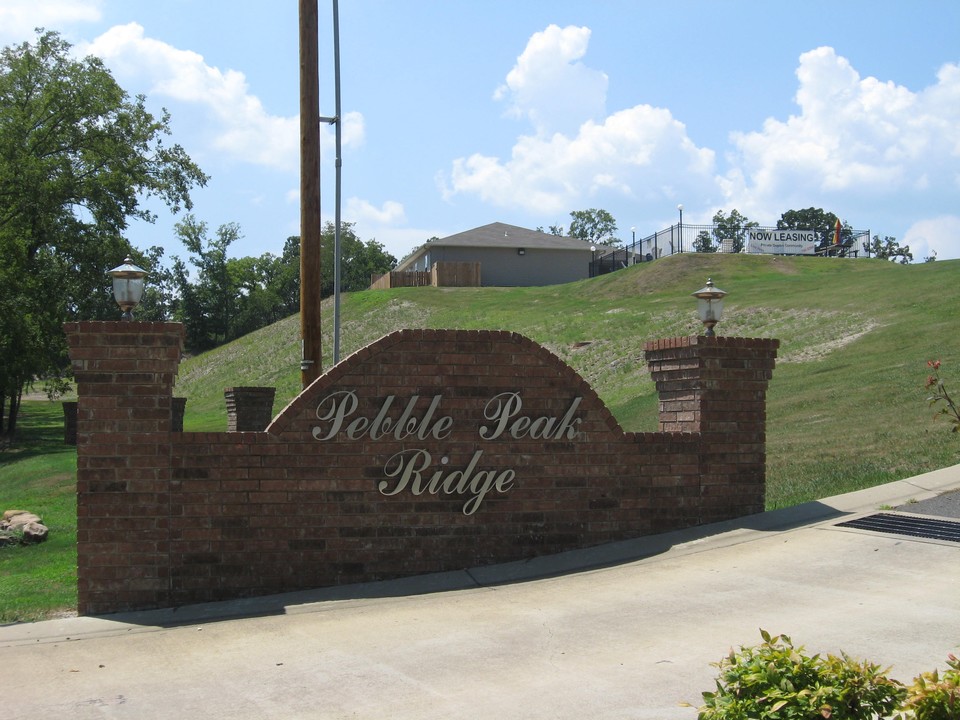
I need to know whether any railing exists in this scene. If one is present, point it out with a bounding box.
[590,225,872,277]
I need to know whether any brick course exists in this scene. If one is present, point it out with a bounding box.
[66,323,778,614]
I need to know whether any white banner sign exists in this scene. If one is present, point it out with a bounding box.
[747,229,818,255]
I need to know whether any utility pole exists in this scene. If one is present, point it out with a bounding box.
[299,0,322,387]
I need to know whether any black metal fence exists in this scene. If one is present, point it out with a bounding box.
[589,224,872,278]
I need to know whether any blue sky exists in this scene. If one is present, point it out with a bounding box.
[3,0,959,264]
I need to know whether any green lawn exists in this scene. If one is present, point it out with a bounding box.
[0,401,77,623]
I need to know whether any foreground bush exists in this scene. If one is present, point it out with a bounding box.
[897,652,960,720]
[689,630,959,720]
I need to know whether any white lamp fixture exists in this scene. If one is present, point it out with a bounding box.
[107,257,148,321]
[692,277,727,337]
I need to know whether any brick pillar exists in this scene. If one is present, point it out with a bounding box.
[224,387,276,431]
[645,335,779,523]
[64,321,184,615]
[644,337,703,434]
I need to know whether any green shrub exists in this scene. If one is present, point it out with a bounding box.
[691,630,907,720]
[896,653,960,720]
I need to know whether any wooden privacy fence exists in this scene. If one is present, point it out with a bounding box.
[369,270,431,290]
[432,261,480,287]
[370,262,480,290]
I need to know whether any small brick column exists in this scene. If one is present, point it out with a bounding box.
[224,387,275,431]
[645,336,779,523]
[64,321,184,614]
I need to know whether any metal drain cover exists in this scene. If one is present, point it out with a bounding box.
[836,512,960,543]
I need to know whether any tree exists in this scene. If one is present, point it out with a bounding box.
[171,216,240,352]
[0,30,207,434]
[342,237,397,293]
[164,222,394,354]
[693,230,716,253]
[568,209,619,246]
[271,236,302,316]
[131,245,179,322]
[868,235,913,264]
[536,224,565,236]
[712,209,756,253]
[227,251,296,339]
[318,221,396,296]
[170,228,306,352]
[777,207,852,249]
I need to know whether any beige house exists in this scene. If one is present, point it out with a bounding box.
[394,222,598,287]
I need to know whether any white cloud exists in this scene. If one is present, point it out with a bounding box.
[494,24,607,137]
[443,24,715,216]
[724,47,960,223]
[345,198,406,226]
[0,0,102,43]
[82,23,298,171]
[903,216,960,261]
[330,112,366,152]
[81,23,364,174]
[443,102,715,216]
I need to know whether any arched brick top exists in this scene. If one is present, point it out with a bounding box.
[267,328,624,438]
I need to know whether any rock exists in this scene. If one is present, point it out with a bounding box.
[0,509,49,545]
[2,509,34,524]
[1,510,42,530]
[21,522,49,544]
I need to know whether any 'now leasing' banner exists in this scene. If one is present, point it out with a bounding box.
[747,229,818,255]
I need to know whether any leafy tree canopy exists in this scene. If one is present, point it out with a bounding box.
[867,235,913,264]
[536,224,565,237]
[568,209,619,246]
[777,207,852,247]
[317,221,397,297]
[711,209,757,253]
[693,230,715,253]
[0,30,207,433]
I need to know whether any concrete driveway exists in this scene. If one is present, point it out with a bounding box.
[2,466,959,719]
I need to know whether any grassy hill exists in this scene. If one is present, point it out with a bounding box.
[176,252,960,509]
[2,251,958,621]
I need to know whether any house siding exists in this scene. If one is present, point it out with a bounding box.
[424,246,589,286]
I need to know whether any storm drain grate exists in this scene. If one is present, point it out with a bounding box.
[836,512,960,543]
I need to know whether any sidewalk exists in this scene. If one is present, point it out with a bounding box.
[3,465,959,719]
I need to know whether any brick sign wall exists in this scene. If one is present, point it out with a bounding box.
[65,322,778,615]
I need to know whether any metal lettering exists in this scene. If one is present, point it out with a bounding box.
[313,392,453,442]
[312,390,358,440]
[316,389,583,514]
[479,392,523,440]
[380,449,515,516]
[481,392,582,441]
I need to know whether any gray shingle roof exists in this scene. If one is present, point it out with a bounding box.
[426,222,596,251]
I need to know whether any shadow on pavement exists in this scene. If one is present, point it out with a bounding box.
[96,499,849,630]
